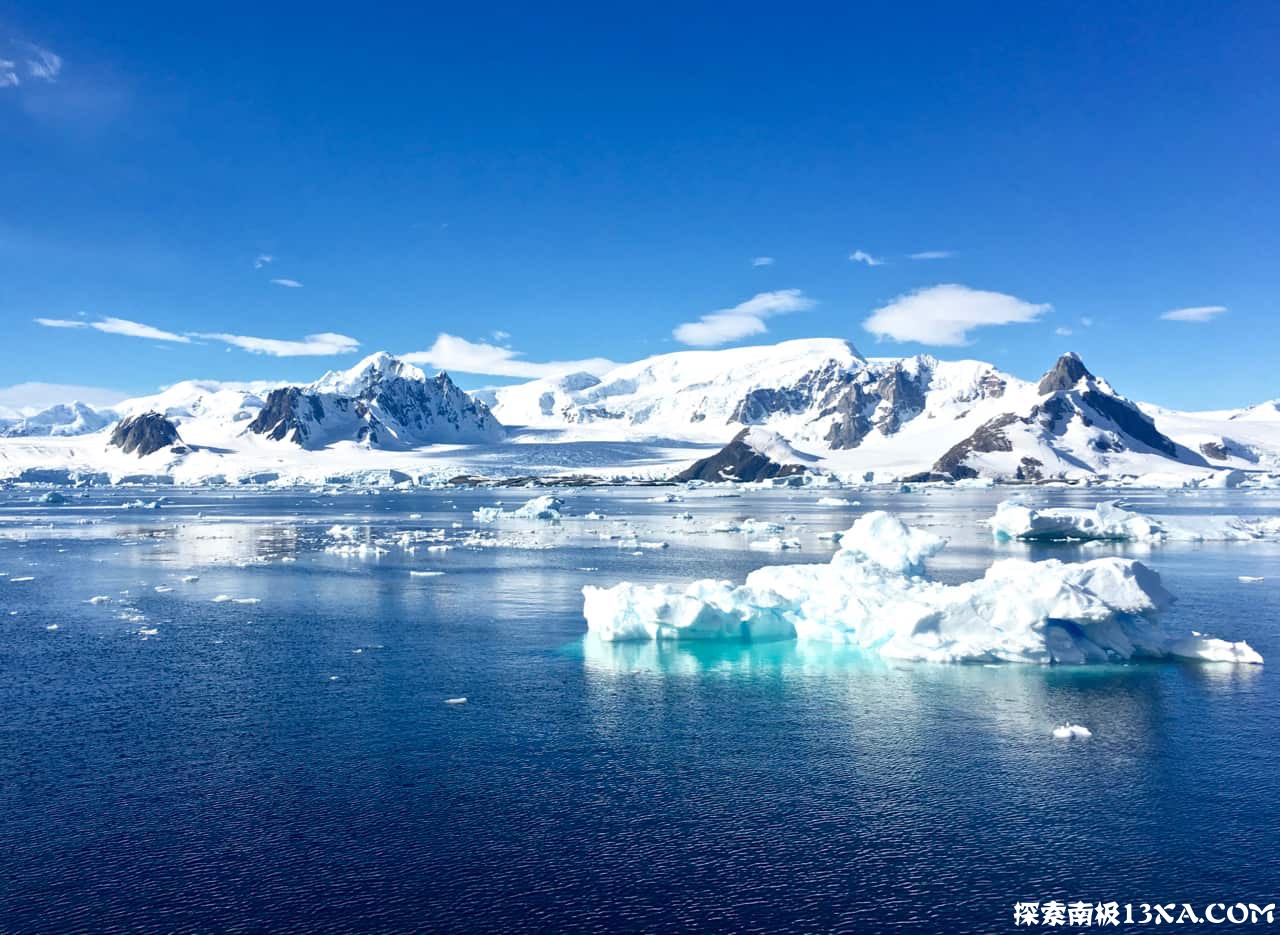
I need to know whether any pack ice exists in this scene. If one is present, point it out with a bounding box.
[582,511,1262,665]
[989,499,1280,542]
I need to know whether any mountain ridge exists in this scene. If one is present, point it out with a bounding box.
[2,342,1277,485]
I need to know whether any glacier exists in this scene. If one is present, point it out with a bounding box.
[581,511,1263,665]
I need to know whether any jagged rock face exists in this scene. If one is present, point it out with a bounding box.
[933,413,1020,477]
[674,429,808,483]
[1037,352,1092,394]
[110,412,183,457]
[248,356,505,450]
[728,359,849,425]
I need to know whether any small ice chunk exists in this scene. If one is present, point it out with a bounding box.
[10,576,34,583]
[1239,576,1264,583]
[153,585,174,593]
[86,595,111,605]
[181,575,200,583]
[409,570,445,577]
[444,696,467,705]
[1052,724,1092,739]
[45,623,59,631]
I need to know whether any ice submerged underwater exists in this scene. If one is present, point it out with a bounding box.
[582,511,1263,666]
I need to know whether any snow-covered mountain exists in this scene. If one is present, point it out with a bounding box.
[0,401,117,437]
[247,352,503,450]
[1,341,1277,485]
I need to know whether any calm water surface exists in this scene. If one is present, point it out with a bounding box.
[2,485,1278,933]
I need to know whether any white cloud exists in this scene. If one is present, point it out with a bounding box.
[1080,316,1094,327]
[1161,305,1226,323]
[672,289,815,347]
[0,381,128,413]
[751,256,775,267]
[863,284,1050,346]
[270,278,303,288]
[1055,327,1073,336]
[403,334,614,379]
[35,315,190,343]
[92,316,191,342]
[254,254,274,269]
[849,249,884,267]
[194,331,360,357]
[909,250,954,260]
[491,330,511,342]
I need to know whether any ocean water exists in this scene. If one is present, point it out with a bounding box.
[2,485,1278,933]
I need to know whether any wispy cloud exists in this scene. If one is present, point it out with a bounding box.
[403,334,614,379]
[750,256,775,267]
[1055,327,1073,336]
[1080,316,1094,327]
[254,254,274,269]
[909,250,954,260]
[1,41,62,88]
[269,278,303,288]
[194,332,360,357]
[672,289,815,348]
[863,284,1049,346]
[35,315,191,343]
[1161,305,1226,323]
[25,45,62,81]
[849,249,884,267]
[491,330,511,342]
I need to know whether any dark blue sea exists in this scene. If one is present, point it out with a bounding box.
[2,485,1278,933]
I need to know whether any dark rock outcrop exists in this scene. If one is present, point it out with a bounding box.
[109,412,183,457]
[1037,352,1092,394]
[674,429,809,483]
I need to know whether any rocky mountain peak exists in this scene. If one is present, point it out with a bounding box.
[1037,352,1093,394]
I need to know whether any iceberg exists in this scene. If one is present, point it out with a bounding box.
[989,499,1280,543]
[473,495,564,522]
[581,511,1263,665]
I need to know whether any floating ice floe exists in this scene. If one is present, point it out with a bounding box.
[472,495,564,523]
[1238,576,1264,583]
[181,575,200,583]
[212,595,260,604]
[9,576,34,583]
[86,595,111,604]
[582,511,1262,665]
[748,537,802,552]
[816,497,859,507]
[989,499,1280,543]
[1053,724,1092,739]
[409,570,445,577]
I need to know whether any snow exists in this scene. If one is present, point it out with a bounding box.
[582,511,1263,665]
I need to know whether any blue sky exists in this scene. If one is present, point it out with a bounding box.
[1,1,1276,411]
